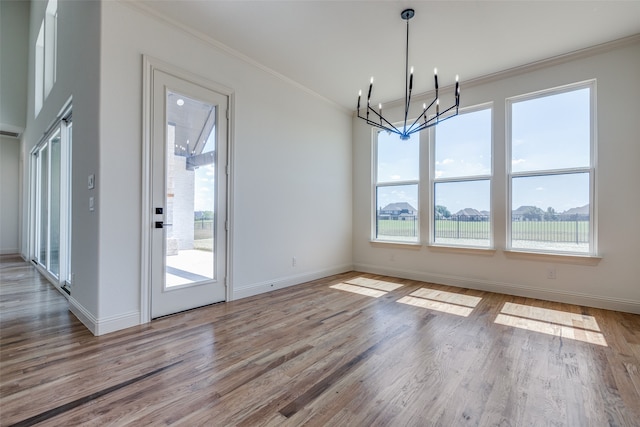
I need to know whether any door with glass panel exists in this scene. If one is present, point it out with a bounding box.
[151,70,228,318]
[32,125,68,281]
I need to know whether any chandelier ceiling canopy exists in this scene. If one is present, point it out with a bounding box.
[356,8,460,140]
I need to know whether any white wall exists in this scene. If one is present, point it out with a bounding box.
[22,1,102,319]
[0,0,29,256]
[0,0,29,132]
[0,137,20,254]
[353,39,640,314]
[92,2,352,332]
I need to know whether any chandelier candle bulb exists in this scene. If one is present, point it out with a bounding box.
[410,66,414,87]
[357,90,361,110]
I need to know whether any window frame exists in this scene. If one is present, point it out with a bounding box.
[34,0,58,117]
[371,128,421,244]
[506,80,597,256]
[429,102,494,249]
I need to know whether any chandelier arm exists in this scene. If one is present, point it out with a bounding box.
[367,105,403,134]
[417,104,459,133]
[359,108,403,136]
[406,97,439,134]
[411,110,459,135]
[364,119,403,136]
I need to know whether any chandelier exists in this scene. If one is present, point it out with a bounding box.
[357,8,460,140]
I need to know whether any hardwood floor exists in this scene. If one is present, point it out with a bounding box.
[2,255,640,426]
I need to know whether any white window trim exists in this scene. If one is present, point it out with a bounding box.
[506,79,597,256]
[429,102,494,249]
[371,128,421,244]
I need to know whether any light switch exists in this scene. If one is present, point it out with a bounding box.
[89,196,95,211]
[88,174,95,189]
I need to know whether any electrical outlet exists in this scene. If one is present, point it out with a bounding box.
[547,266,556,279]
[292,256,297,267]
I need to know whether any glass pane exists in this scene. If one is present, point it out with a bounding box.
[434,108,491,179]
[49,131,61,277]
[39,145,48,264]
[512,88,590,172]
[434,180,490,247]
[376,185,418,242]
[511,173,589,253]
[165,91,216,287]
[66,123,73,283]
[377,130,419,183]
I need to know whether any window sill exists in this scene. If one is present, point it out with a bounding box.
[503,249,602,265]
[369,240,422,250]
[428,244,497,256]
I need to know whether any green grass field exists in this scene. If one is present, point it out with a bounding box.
[377,218,589,243]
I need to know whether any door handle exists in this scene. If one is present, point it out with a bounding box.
[155,222,173,229]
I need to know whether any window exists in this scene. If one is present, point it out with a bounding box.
[44,0,58,97]
[35,22,44,116]
[431,105,492,247]
[507,82,594,254]
[374,130,419,243]
[34,0,58,117]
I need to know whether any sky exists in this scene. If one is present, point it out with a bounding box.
[376,86,591,215]
[195,164,215,212]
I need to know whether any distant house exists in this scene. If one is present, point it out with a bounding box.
[512,205,544,221]
[452,208,487,221]
[378,202,417,220]
[559,204,590,221]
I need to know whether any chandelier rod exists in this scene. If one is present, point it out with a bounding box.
[403,11,411,130]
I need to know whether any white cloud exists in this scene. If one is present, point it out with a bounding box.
[512,159,526,165]
[442,158,454,165]
[535,187,544,191]
[390,174,402,180]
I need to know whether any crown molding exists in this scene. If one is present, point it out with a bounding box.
[118,1,351,115]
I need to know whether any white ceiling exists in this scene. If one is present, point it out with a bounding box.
[135,1,640,110]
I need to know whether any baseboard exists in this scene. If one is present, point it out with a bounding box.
[68,297,140,336]
[233,263,354,300]
[353,263,640,315]
[68,296,98,335]
[0,248,19,255]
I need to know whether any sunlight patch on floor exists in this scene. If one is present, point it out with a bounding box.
[344,277,404,292]
[495,302,607,346]
[329,283,387,298]
[397,289,482,317]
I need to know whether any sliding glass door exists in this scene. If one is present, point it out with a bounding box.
[31,113,71,288]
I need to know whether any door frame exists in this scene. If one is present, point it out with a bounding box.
[141,55,235,323]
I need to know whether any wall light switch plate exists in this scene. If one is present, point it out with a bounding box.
[89,196,95,211]
[88,174,95,189]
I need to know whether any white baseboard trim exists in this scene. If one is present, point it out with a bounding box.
[232,263,354,300]
[354,263,640,315]
[68,296,98,335]
[68,297,140,336]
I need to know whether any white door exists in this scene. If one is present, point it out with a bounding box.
[151,70,228,318]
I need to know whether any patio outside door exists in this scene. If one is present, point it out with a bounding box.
[151,69,228,318]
